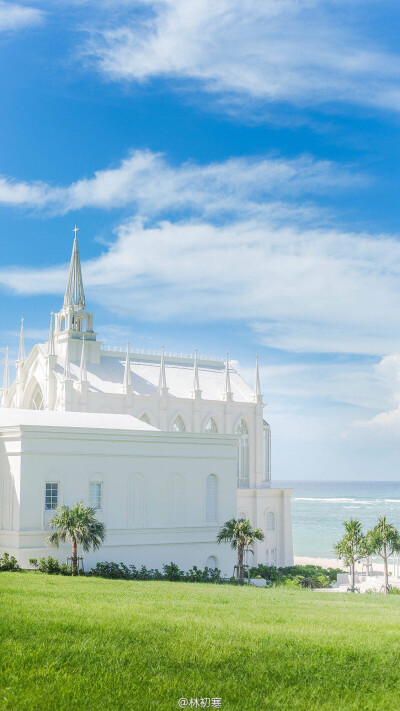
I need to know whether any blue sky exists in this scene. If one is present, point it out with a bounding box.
[2,1,400,480]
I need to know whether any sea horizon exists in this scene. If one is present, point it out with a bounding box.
[277,480,400,559]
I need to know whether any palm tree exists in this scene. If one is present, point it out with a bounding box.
[367,516,400,594]
[217,518,264,582]
[333,519,368,592]
[47,502,106,575]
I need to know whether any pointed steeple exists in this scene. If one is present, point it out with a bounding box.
[2,346,9,390]
[63,343,71,380]
[80,336,87,382]
[123,342,132,388]
[158,346,168,392]
[48,313,55,357]
[17,318,25,362]
[64,227,85,309]
[193,349,200,392]
[224,352,232,398]
[254,355,262,399]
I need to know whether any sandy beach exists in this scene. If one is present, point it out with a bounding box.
[294,556,345,569]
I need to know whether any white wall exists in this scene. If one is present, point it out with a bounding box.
[0,424,238,574]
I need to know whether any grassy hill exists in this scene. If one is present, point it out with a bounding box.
[1,573,400,710]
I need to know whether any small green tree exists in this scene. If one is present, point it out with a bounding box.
[47,502,106,575]
[367,516,400,594]
[217,518,264,582]
[333,519,368,592]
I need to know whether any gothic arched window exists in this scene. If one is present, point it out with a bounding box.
[206,474,218,523]
[140,413,151,425]
[236,418,249,488]
[172,415,186,432]
[266,511,276,531]
[204,417,218,434]
[30,383,44,411]
[263,421,271,482]
[205,555,217,570]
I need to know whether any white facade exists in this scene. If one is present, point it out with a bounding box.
[0,235,293,571]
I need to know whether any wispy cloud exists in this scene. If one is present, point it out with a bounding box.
[0,2,44,32]
[83,0,400,114]
[0,149,358,215]
[1,217,400,356]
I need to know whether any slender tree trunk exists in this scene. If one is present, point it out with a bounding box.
[238,544,244,583]
[351,561,355,592]
[383,544,388,594]
[72,538,78,576]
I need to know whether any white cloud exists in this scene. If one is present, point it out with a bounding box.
[0,149,357,214]
[84,0,400,113]
[0,2,44,32]
[352,355,400,435]
[2,217,400,356]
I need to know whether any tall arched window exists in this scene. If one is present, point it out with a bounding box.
[132,474,145,527]
[205,555,217,570]
[236,418,249,487]
[206,474,218,523]
[204,417,218,433]
[263,421,271,482]
[30,383,44,410]
[266,511,276,531]
[172,415,186,432]
[168,473,183,525]
[140,413,151,425]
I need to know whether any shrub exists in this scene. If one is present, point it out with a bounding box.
[89,561,222,583]
[0,552,21,572]
[249,564,341,588]
[30,556,74,575]
[163,562,183,581]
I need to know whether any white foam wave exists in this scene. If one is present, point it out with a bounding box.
[294,497,365,503]
[293,497,399,505]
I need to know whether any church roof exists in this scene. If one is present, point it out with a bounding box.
[0,408,158,431]
[55,351,255,402]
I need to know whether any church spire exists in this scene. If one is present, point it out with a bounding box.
[254,355,262,399]
[64,226,85,309]
[63,343,71,380]
[17,318,25,362]
[2,346,9,390]
[123,342,132,388]
[193,349,200,392]
[48,313,55,357]
[224,352,232,398]
[80,336,87,382]
[158,346,168,392]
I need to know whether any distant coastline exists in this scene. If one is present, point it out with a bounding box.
[281,480,400,558]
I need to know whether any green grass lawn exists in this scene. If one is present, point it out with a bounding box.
[1,574,400,711]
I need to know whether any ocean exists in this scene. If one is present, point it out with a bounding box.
[279,480,400,558]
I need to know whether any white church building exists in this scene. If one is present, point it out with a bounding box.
[0,234,293,573]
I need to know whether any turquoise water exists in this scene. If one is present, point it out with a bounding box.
[280,481,400,558]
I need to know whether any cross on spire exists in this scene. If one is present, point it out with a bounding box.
[73,225,79,239]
